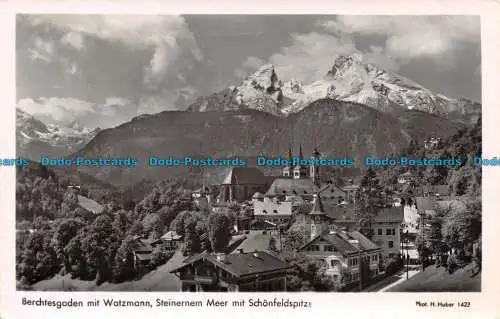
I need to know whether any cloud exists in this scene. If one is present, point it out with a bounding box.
[320,16,480,63]
[17,97,96,122]
[267,32,357,83]
[23,15,203,89]
[60,31,85,51]
[17,97,138,128]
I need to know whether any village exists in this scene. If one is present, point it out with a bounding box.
[81,146,469,293]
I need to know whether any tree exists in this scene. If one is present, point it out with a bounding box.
[51,218,84,272]
[112,236,137,282]
[284,230,306,251]
[207,212,232,252]
[442,199,481,253]
[355,168,385,239]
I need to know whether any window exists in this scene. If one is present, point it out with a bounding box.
[389,253,395,259]
[331,260,340,267]
[388,241,394,248]
[324,245,333,252]
[333,275,338,281]
[386,229,391,235]
[378,228,382,236]
[391,229,396,236]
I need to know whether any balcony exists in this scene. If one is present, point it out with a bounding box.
[180,274,217,285]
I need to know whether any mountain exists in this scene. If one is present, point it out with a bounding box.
[188,55,481,124]
[16,109,101,160]
[73,99,462,186]
[188,64,284,115]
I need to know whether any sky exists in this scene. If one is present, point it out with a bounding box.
[16,15,481,129]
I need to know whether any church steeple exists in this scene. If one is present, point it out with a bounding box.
[310,147,321,186]
[282,143,293,177]
[293,144,308,179]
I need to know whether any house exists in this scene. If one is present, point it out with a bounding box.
[252,196,293,227]
[370,207,404,261]
[192,186,215,210]
[398,171,415,184]
[299,230,381,289]
[265,178,319,198]
[326,205,404,262]
[420,185,451,197]
[169,251,292,292]
[159,230,183,251]
[133,238,154,270]
[220,167,273,202]
[342,184,360,204]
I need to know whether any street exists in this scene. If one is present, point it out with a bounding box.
[363,269,420,292]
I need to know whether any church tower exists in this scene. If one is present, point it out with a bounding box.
[310,148,321,186]
[293,144,308,179]
[282,144,293,177]
[308,193,328,240]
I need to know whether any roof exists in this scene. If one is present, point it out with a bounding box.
[265,178,319,197]
[252,192,264,198]
[221,167,269,185]
[421,185,451,196]
[171,251,292,277]
[135,252,152,261]
[309,194,325,215]
[134,239,153,253]
[77,195,104,215]
[161,230,183,241]
[415,197,438,212]
[300,231,380,256]
[345,230,380,251]
[229,230,272,253]
[253,200,293,216]
[342,184,360,191]
[374,207,404,223]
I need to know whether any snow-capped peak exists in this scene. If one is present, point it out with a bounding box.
[280,54,479,116]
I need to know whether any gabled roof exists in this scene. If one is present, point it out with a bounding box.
[300,231,380,256]
[170,251,292,278]
[161,230,183,241]
[265,178,318,197]
[415,196,438,212]
[221,167,269,185]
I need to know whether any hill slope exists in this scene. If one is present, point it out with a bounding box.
[73,99,462,186]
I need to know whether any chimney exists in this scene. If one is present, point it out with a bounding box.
[237,249,244,254]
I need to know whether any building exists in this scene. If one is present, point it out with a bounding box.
[398,171,415,185]
[420,185,451,197]
[220,167,273,202]
[342,184,360,204]
[159,230,183,251]
[326,205,404,262]
[299,230,381,289]
[370,207,404,260]
[252,196,293,226]
[192,186,215,210]
[132,238,154,270]
[169,251,292,292]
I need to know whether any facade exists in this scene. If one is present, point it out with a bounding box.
[159,230,183,251]
[398,171,415,184]
[170,251,292,292]
[132,238,154,270]
[299,230,381,289]
[220,167,273,203]
[252,197,293,226]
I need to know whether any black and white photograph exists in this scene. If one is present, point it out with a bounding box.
[14,14,482,293]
